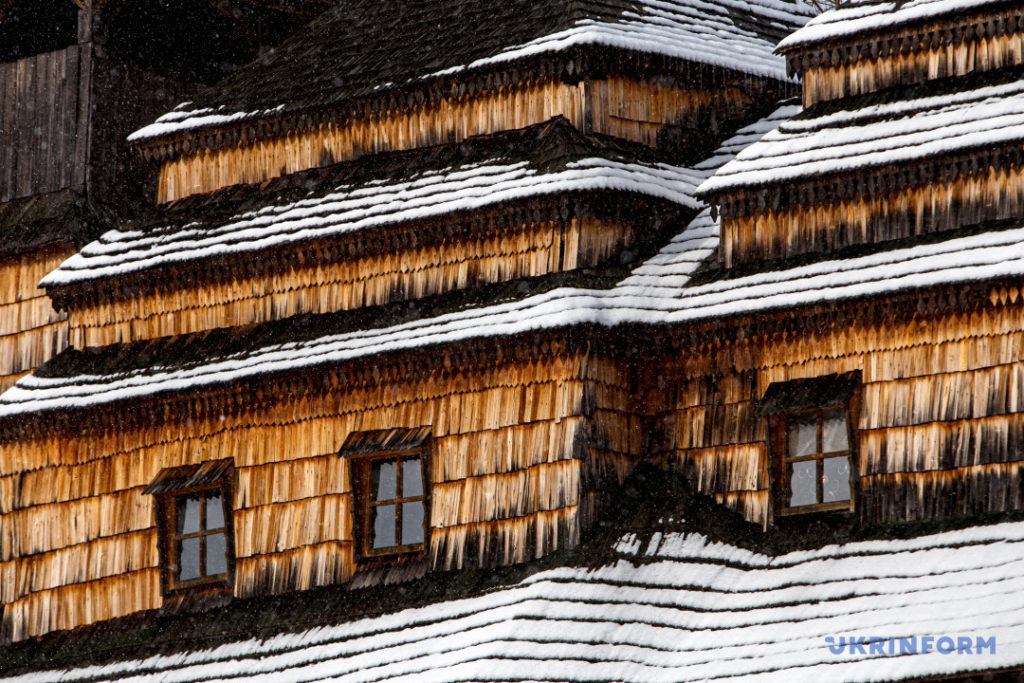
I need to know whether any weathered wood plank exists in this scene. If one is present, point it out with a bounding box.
[14,56,34,199]
[59,45,80,190]
[72,42,92,189]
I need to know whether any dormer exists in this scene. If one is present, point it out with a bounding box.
[129,0,812,203]
[777,0,1023,107]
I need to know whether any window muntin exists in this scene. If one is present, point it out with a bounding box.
[365,452,426,554]
[352,449,428,558]
[171,487,231,586]
[145,459,236,595]
[781,405,854,514]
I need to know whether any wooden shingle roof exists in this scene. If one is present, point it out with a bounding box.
[5,509,1024,682]
[43,119,702,292]
[128,0,814,147]
[696,67,1024,198]
[8,107,1024,421]
[0,190,114,259]
[777,0,1013,53]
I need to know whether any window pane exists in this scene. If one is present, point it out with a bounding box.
[789,460,817,507]
[176,493,201,535]
[372,504,397,549]
[371,459,397,501]
[206,532,228,576]
[402,501,425,545]
[823,457,852,503]
[205,490,224,530]
[178,537,200,581]
[402,457,423,497]
[787,413,817,457]
[822,407,850,453]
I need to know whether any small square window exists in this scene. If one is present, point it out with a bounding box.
[758,373,859,517]
[343,428,431,559]
[145,459,235,594]
[780,406,854,513]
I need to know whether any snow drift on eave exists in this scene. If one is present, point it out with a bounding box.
[41,157,704,288]
[695,76,1024,196]
[5,520,1024,682]
[776,0,1010,52]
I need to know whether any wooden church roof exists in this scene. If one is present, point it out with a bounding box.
[128,0,813,149]
[43,119,702,293]
[5,504,1024,682]
[0,190,114,259]
[7,108,1024,423]
[777,0,1013,53]
[696,66,1024,198]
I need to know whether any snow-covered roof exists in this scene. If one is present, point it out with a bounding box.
[6,519,1024,682]
[129,0,813,144]
[776,0,1010,52]
[7,103,1024,418]
[44,121,702,289]
[696,73,1024,197]
[7,214,1023,417]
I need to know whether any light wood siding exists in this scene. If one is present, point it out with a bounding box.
[0,346,637,641]
[0,246,73,394]
[646,299,1024,527]
[154,77,752,203]
[791,6,1024,107]
[720,162,1024,268]
[64,216,637,346]
[587,78,754,150]
[157,79,586,203]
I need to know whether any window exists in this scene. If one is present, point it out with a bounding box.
[343,427,431,559]
[780,406,853,512]
[759,372,859,516]
[144,459,235,594]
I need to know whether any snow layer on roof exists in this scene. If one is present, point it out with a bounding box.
[12,103,1024,415]
[617,104,799,294]
[778,0,1008,51]
[42,158,702,288]
[697,77,1024,195]
[427,0,809,82]
[9,209,1024,416]
[7,520,1024,683]
[129,0,812,143]
[125,103,286,142]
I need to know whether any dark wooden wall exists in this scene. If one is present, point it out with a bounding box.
[0,45,90,203]
[0,44,194,206]
[87,55,195,210]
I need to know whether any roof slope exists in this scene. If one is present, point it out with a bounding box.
[129,0,813,143]
[8,215,1024,418]
[5,517,1024,682]
[777,0,1012,52]
[0,190,115,258]
[9,106,1024,418]
[43,119,703,289]
[696,68,1024,196]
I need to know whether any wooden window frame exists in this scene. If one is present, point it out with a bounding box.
[772,401,858,517]
[349,445,430,560]
[153,478,236,595]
